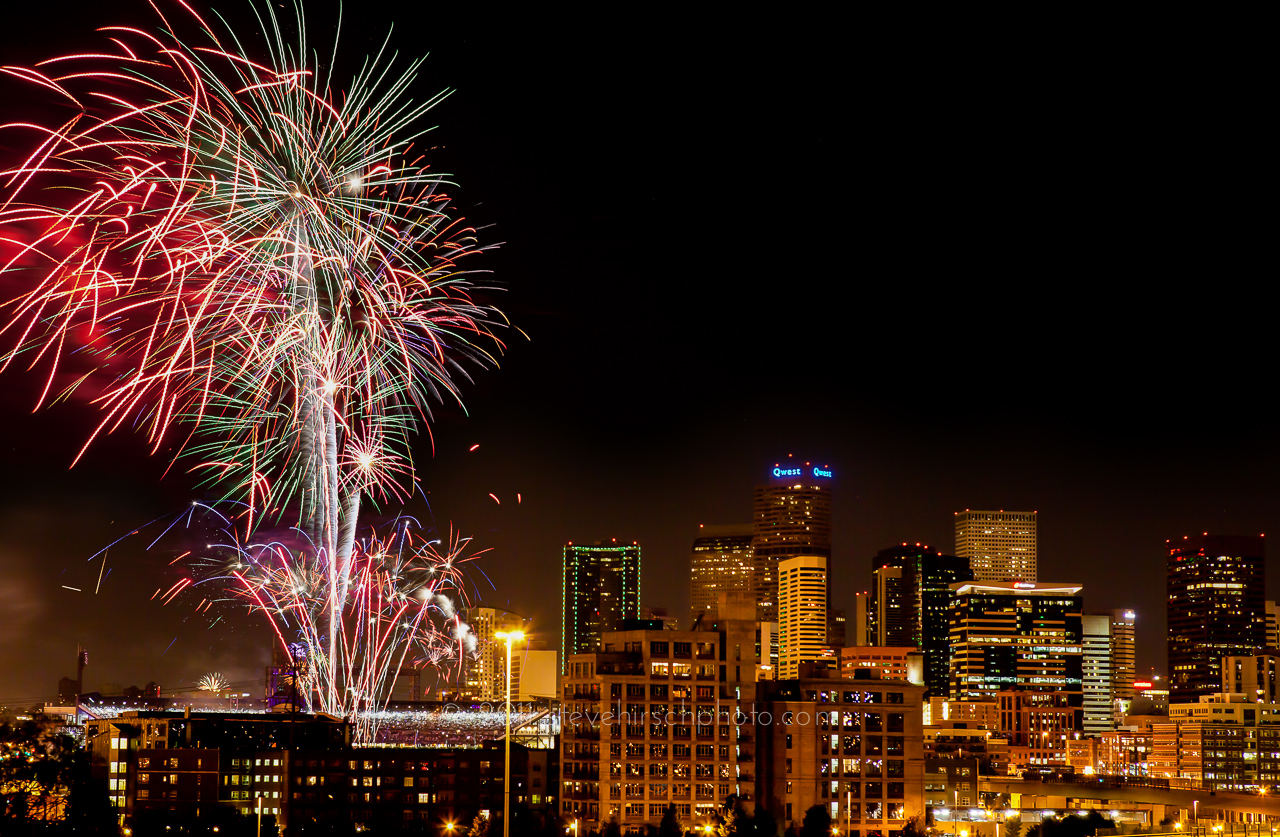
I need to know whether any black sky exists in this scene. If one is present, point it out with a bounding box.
[0,3,1271,703]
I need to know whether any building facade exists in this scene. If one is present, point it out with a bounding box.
[948,582,1084,701]
[1222,652,1280,703]
[752,462,833,624]
[1151,694,1280,790]
[84,711,547,830]
[1110,609,1137,704]
[778,556,829,680]
[559,598,758,832]
[840,647,918,683]
[953,510,1037,582]
[690,525,754,625]
[1166,534,1266,703]
[1082,614,1113,734]
[463,607,526,702]
[757,668,926,831]
[997,691,1084,768]
[563,542,642,667]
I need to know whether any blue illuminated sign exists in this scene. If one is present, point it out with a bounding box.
[770,466,834,479]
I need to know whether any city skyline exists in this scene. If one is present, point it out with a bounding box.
[0,2,1272,707]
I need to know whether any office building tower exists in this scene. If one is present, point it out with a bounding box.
[1266,600,1280,649]
[828,609,847,652]
[463,607,525,701]
[868,544,973,698]
[690,524,754,624]
[1222,652,1280,702]
[953,510,1037,582]
[1166,534,1266,703]
[1110,609,1137,702]
[851,592,871,646]
[751,460,833,624]
[1082,614,1113,734]
[757,621,779,679]
[777,555,828,679]
[562,541,641,668]
[949,581,1084,701]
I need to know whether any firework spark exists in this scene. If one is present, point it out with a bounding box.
[197,672,229,693]
[0,0,506,721]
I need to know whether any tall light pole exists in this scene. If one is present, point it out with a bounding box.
[496,630,526,837]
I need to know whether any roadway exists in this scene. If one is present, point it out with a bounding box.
[980,778,1280,819]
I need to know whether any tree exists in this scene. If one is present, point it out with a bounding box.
[1006,815,1023,837]
[0,719,81,828]
[902,815,928,837]
[603,817,624,837]
[658,805,683,837]
[471,812,492,837]
[800,805,832,837]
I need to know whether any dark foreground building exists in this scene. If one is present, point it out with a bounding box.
[85,710,553,832]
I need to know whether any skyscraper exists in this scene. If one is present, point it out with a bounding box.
[1082,614,1113,734]
[949,581,1084,701]
[777,555,828,679]
[690,524,754,625]
[869,544,974,698]
[751,459,833,623]
[1167,534,1266,703]
[1109,609,1136,703]
[953,510,1037,582]
[1266,600,1280,649]
[562,541,641,668]
[463,607,525,701]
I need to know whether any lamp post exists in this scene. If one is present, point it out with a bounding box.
[495,629,527,837]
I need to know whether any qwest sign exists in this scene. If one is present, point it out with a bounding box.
[771,466,834,479]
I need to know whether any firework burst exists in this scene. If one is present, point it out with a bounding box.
[197,672,229,693]
[1,0,505,720]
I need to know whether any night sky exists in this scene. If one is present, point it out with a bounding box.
[0,4,1270,705]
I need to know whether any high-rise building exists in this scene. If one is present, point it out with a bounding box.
[949,581,1084,701]
[868,544,973,698]
[690,524,754,625]
[562,541,641,668]
[751,460,833,624]
[1266,600,1280,649]
[778,555,828,679]
[1166,534,1266,703]
[463,607,525,701]
[851,592,871,646]
[1081,614,1113,734]
[1109,609,1137,703]
[953,510,1037,582]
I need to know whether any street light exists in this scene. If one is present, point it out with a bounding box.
[495,629,527,837]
